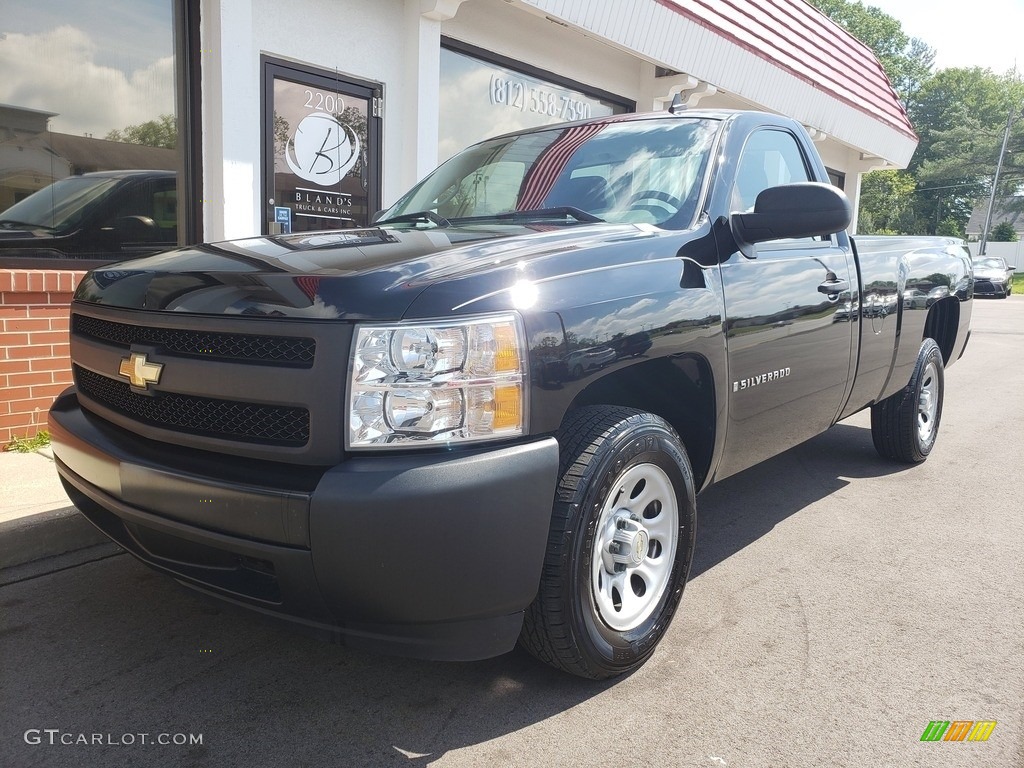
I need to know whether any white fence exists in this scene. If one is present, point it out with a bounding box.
[968,241,1024,268]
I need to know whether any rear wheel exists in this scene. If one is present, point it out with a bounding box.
[520,406,696,679]
[871,338,944,463]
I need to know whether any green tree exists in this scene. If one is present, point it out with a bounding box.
[913,69,1024,231]
[809,2,1024,237]
[857,169,916,234]
[936,217,965,238]
[990,221,1019,241]
[106,113,177,149]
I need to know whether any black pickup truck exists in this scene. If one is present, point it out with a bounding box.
[49,109,972,679]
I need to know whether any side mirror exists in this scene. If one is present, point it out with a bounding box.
[730,183,852,259]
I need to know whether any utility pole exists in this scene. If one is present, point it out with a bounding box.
[979,104,1023,255]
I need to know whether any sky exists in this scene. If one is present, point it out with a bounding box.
[0,0,174,137]
[866,0,1023,74]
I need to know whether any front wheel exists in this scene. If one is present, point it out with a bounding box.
[870,338,944,463]
[519,406,696,679]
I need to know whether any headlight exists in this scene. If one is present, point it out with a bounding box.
[348,313,527,448]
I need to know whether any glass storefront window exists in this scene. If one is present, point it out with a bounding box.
[0,0,180,262]
[439,43,631,162]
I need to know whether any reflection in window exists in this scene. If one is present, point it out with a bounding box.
[0,176,121,233]
[0,0,179,261]
[732,129,811,212]
[439,45,628,162]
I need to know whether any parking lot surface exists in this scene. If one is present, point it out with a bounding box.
[1,297,1021,768]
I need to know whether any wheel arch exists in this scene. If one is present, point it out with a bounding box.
[923,297,960,365]
[564,354,717,489]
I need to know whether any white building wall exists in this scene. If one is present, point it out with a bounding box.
[401,0,443,190]
[202,0,261,241]
[202,0,413,240]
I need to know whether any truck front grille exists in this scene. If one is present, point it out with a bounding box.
[72,314,316,367]
[74,365,310,446]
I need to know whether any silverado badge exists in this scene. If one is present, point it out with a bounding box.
[118,352,163,389]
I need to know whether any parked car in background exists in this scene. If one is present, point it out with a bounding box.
[565,345,617,378]
[0,170,176,260]
[971,256,1016,298]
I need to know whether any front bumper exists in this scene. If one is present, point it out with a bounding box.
[973,279,1009,296]
[49,390,560,660]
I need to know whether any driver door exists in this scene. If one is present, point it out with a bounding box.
[716,128,856,479]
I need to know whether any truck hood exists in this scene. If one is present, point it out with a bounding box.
[74,223,665,319]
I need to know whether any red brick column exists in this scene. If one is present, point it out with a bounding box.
[0,269,85,444]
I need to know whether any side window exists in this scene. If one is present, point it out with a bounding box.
[732,129,811,212]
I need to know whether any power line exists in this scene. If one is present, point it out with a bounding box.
[907,176,1024,194]
[912,182,983,193]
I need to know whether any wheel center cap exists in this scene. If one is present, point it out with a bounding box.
[608,515,650,569]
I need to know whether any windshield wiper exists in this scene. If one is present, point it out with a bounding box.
[374,210,451,228]
[449,207,604,225]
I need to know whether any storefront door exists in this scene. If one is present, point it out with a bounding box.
[262,58,382,234]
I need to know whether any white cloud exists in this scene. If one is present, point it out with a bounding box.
[0,25,175,137]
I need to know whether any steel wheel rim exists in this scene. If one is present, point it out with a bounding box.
[591,462,678,631]
[917,360,939,444]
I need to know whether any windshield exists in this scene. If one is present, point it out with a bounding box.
[972,258,1005,270]
[0,175,121,233]
[380,118,719,229]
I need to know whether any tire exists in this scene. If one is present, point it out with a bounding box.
[519,406,696,679]
[870,338,944,463]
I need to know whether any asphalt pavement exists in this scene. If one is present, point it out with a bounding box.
[1,296,1021,767]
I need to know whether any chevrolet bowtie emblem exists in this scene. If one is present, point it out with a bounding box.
[118,352,164,389]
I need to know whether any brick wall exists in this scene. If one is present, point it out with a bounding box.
[0,269,85,444]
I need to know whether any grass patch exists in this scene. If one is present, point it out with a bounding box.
[1013,271,1024,293]
[5,430,51,453]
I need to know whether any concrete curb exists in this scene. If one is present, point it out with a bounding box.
[0,449,118,576]
[0,504,111,571]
